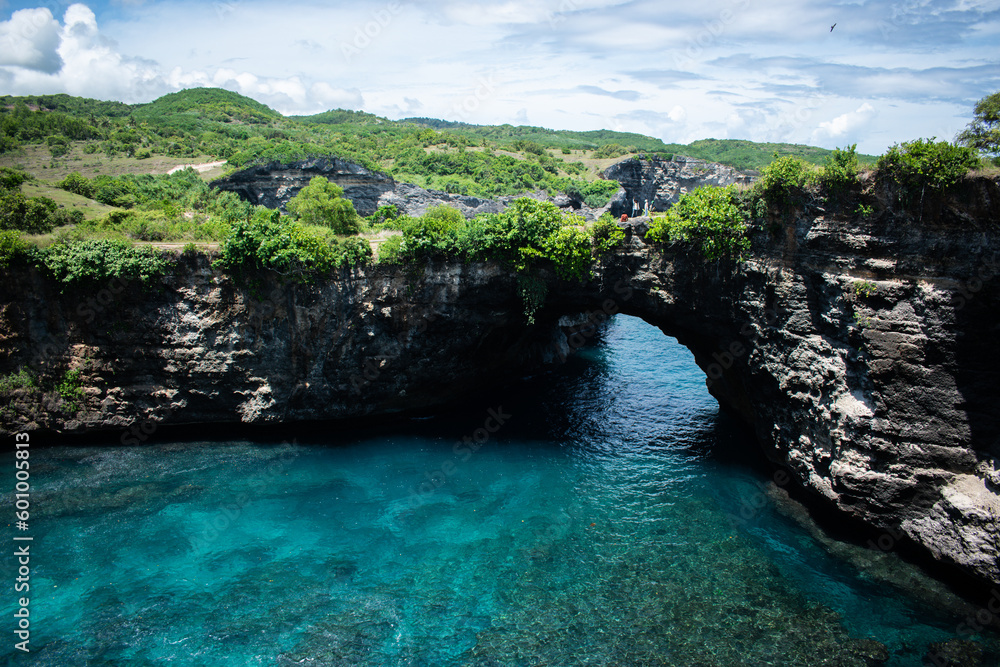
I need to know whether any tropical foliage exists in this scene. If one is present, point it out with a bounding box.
[646,185,751,261]
[956,90,1000,164]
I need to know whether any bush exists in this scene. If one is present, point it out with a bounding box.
[0,167,31,190]
[336,236,373,267]
[756,155,808,207]
[1,192,64,234]
[539,225,592,281]
[42,238,172,287]
[377,235,404,264]
[370,204,401,227]
[22,197,58,234]
[214,210,351,282]
[592,215,625,254]
[472,198,564,269]
[821,144,860,193]
[401,205,465,260]
[285,176,360,235]
[646,185,750,260]
[876,138,981,194]
[0,190,27,231]
[0,368,37,393]
[58,172,96,199]
[0,230,31,268]
[592,144,629,159]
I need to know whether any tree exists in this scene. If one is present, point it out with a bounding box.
[957,91,1000,164]
[285,176,360,235]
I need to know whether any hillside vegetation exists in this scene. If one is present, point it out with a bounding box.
[0,87,991,297]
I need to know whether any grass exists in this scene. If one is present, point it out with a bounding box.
[21,181,116,220]
[0,142,222,182]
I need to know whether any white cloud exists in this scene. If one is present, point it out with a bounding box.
[811,103,878,144]
[0,0,995,155]
[0,7,62,73]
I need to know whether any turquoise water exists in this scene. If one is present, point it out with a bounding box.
[3,315,998,665]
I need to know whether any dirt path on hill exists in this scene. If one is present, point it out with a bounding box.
[167,160,228,175]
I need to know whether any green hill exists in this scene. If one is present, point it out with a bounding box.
[131,88,282,125]
[1,87,874,193]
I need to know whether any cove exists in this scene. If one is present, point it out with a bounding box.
[3,315,997,666]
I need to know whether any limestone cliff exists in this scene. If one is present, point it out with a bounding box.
[1,176,999,591]
[604,155,753,217]
[210,157,610,219]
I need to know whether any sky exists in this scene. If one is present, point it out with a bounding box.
[0,0,998,155]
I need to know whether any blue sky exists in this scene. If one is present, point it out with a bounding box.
[1,0,998,154]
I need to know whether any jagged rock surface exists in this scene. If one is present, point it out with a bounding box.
[1,177,999,590]
[210,158,613,219]
[210,157,396,215]
[604,156,753,217]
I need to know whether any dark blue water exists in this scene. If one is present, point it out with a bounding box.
[3,315,998,666]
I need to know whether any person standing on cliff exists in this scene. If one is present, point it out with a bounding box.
[644,199,650,216]
[632,199,639,217]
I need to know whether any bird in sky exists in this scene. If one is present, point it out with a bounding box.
[830,23,837,32]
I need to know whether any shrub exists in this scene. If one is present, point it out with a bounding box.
[756,155,808,207]
[472,198,564,269]
[58,172,96,199]
[0,368,37,393]
[1,193,64,234]
[592,144,629,159]
[22,197,58,234]
[876,138,981,194]
[0,167,31,190]
[646,185,750,260]
[401,205,466,260]
[285,176,360,235]
[0,190,27,231]
[214,210,343,282]
[591,215,625,254]
[821,144,860,193]
[57,368,84,402]
[335,236,373,267]
[0,230,31,268]
[370,204,401,227]
[539,225,592,281]
[377,235,404,264]
[42,239,172,287]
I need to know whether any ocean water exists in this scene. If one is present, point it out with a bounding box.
[3,315,998,666]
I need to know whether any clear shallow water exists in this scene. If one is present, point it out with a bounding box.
[4,315,998,666]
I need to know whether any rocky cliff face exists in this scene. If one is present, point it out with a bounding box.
[2,176,999,590]
[211,158,611,220]
[210,157,396,215]
[550,175,1000,589]
[604,156,753,217]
